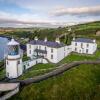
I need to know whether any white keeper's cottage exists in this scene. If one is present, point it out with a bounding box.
[27,37,72,63]
[71,38,97,54]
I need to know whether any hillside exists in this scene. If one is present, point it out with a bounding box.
[0,21,100,41]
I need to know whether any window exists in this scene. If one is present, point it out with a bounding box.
[29,50,31,54]
[81,43,83,48]
[64,47,65,51]
[45,47,47,50]
[51,48,53,53]
[75,42,77,46]
[18,60,20,64]
[64,52,65,57]
[75,48,77,52]
[86,49,88,53]
[51,54,53,59]
[87,44,89,48]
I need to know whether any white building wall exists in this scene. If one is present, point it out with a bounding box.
[23,58,48,70]
[57,47,64,62]
[46,47,58,63]
[6,59,23,79]
[71,41,97,54]
[27,44,37,57]
[27,43,73,63]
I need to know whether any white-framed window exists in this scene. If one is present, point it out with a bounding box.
[75,42,77,46]
[45,46,47,50]
[64,47,65,51]
[81,43,83,48]
[18,60,20,64]
[86,49,88,53]
[51,54,53,59]
[51,48,53,53]
[75,48,77,52]
[87,44,89,48]
[29,50,31,54]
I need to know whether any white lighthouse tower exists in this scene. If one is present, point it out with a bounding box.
[6,38,23,79]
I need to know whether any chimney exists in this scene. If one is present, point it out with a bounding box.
[34,36,38,41]
[93,39,96,43]
[73,37,75,41]
[44,37,47,42]
[55,38,60,44]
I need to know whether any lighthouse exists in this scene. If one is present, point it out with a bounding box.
[6,38,23,79]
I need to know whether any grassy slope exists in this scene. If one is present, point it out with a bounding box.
[19,50,100,80]
[11,64,100,100]
[10,50,100,100]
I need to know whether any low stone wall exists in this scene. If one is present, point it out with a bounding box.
[23,58,48,71]
[0,86,19,100]
[11,60,100,86]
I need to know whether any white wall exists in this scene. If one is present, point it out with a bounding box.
[6,59,23,79]
[71,41,97,54]
[57,45,72,63]
[23,58,48,71]
[27,43,73,63]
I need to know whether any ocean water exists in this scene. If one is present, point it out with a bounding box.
[0,37,9,60]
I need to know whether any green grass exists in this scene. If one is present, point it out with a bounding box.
[10,64,100,100]
[8,49,100,100]
[22,54,30,61]
[0,69,5,80]
[19,63,55,80]
[19,50,100,80]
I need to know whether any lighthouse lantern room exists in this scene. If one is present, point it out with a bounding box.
[6,38,23,79]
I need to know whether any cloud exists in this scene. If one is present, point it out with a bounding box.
[0,11,72,27]
[0,7,99,28]
[51,6,100,17]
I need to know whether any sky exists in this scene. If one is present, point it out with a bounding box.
[0,0,100,27]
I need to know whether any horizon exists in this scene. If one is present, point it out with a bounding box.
[0,0,100,28]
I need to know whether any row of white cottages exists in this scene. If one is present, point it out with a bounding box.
[5,37,97,79]
[27,37,97,63]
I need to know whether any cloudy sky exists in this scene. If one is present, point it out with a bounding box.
[0,0,100,27]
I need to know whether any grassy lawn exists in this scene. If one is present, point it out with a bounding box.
[17,49,100,80]
[8,50,100,100]
[0,69,5,80]
[10,64,100,100]
[19,63,55,80]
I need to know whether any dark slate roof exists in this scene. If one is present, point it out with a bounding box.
[28,40,65,48]
[73,38,94,43]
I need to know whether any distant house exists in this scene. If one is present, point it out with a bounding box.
[71,38,97,54]
[27,37,72,63]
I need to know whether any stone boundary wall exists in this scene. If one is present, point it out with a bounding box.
[0,86,19,100]
[11,60,100,86]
